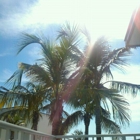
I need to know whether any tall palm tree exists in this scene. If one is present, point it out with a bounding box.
[64,34,132,140]
[5,23,83,135]
[82,37,131,138]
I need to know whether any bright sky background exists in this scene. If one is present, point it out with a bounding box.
[0,0,140,135]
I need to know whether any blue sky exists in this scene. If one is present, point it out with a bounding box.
[0,0,140,135]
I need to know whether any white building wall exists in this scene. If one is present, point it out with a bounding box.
[26,113,52,134]
[0,109,52,135]
[37,113,52,134]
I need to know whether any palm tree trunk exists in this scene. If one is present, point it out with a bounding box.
[84,113,90,140]
[52,98,63,135]
[32,111,39,131]
[95,102,101,140]
[31,111,39,140]
[85,124,89,135]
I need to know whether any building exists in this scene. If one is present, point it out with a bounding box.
[0,108,52,135]
[125,6,140,47]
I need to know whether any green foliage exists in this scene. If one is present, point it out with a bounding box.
[5,113,25,125]
[0,83,51,130]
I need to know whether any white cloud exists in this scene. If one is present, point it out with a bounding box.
[0,52,10,57]
[112,64,140,84]
[0,0,139,39]
[0,0,36,36]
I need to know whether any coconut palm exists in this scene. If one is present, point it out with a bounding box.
[5,23,83,135]
[84,37,130,137]
[65,34,132,140]
[84,38,131,138]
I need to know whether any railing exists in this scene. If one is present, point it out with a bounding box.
[57,134,140,140]
[0,120,140,140]
[0,121,55,140]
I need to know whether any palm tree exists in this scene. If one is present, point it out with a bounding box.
[0,82,51,130]
[86,38,130,136]
[82,37,131,137]
[5,23,83,135]
[65,34,132,140]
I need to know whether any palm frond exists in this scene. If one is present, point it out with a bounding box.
[101,47,131,78]
[109,81,140,96]
[62,110,70,118]
[6,69,23,87]
[59,110,83,135]
[103,92,131,126]
[17,33,42,55]
[101,116,121,134]
[0,107,28,122]
[6,63,35,87]
[57,23,84,62]
[0,86,29,108]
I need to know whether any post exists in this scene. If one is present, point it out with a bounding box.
[5,129,10,140]
[122,136,126,140]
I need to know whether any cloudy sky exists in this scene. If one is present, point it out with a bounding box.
[0,0,140,135]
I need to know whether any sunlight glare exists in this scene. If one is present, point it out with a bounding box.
[23,0,139,40]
